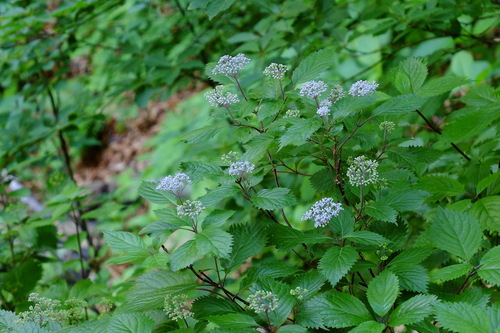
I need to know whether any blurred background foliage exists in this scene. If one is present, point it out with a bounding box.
[0,0,498,315]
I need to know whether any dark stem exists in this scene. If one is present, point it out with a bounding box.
[70,206,87,279]
[234,77,248,101]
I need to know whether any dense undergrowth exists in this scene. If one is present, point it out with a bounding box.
[0,0,499,332]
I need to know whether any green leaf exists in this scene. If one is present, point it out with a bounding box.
[192,295,242,318]
[108,313,154,333]
[435,302,489,333]
[199,185,239,207]
[389,264,428,293]
[154,207,191,227]
[389,294,438,327]
[292,49,336,85]
[330,209,355,237]
[181,161,223,182]
[403,58,428,93]
[378,188,430,212]
[430,263,473,283]
[122,270,193,312]
[279,118,322,149]
[206,313,257,328]
[103,231,149,264]
[203,209,235,228]
[204,63,233,85]
[277,325,309,333]
[322,291,372,328]
[268,224,330,251]
[289,271,326,297]
[222,223,267,272]
[206,0,236,20]
[0,310,19,330]
[417,175,465,201]
[344,231,390,245]
[309,168,336,192]
[319,245,358,287]
[195,226,233,259]
[295,295,327,329]
[252,188,297,210]
[478,246,500,286]
[0,259,42,303]
[170,240,199,271]
[365,202,397,223]
[138,181,176,205]
[331,95,377,119]
[390,248,434,266]
[476,172,500,195]
[181,124,226,144]
[367,270,399,316]
[372,94,424,116]
[469,196,500,232]
[442,105,500,142]
[429,208,482,261]
[417,75,469,96]
[242,132,274,162]
[348,321,385,333]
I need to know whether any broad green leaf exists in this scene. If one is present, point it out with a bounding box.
[417,175,465,201]
[279,118,322,149]
[138,181,176,205]
[367,270,399,316]
[0,310,19,330]
[348,321,385,333]
[344,231,390,245]
[442,105,499,142]
[0,258,42,302]
[206,313,257,328]
[103,231,149,264]
[295,295,327,329]
[292,49,336,85]
[331,95,377,119]
[372,94,424,116]
[242,132,274,162]
[191,296,242,318]
[221,223,267,271]
[469,196,500,232]
[289,271,326,297]
[389,264,428,293]
[476,172,500,195]
[195,226,233,259]
[153,207,190,227]
[204,63,233,85]
[435,302,489,333]
[252,188,297,210]
[394,58,428,94]
[199,185,239,207]
[429,208,482,261]
[203,209,235,228]
[181,161,223,182]
[122,270,193,312]
[319,245,358,287]
[250,277,296,327]
[478,246,500,286]
[268,224,330,251]
[206,0,236,20]
[322,291,372,328]
[181,124,226,144]
[389,294,438,327]
[170,240,199,271]
[108,313,154,333]
[430,263,473,283]
[417,75,469,96]
[330,209,355,237]
[390,248,434,266]
[379,188,430,212]
[365,202,397,223]
[309,168,336,192]
[277,325,309,333]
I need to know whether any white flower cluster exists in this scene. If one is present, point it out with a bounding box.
[156,173,192,196]
[348,80,379,97]
[248,290,279,313]
[329,84,347,103]
[299,80,328,98]
[301,197,343,228]
[346,155,379,186]
[284,109,300,118]
[212,53,250,77]
[317,99,332,117]
[17,293,63,325]
[379,121,395,133]
[177,200,205,218]
[263,63,288,79]
[228,161,255,178]
[164,294,193,321]
[205,85,239,108]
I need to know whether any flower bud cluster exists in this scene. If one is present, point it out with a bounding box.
[263,63,288,79]
[221,151,240,164]
[228,161,255,178]
[164,294,193,321]
[156,173,192,196]
[379,121,395,133]
[317,99,332,118]
[290,287,309,300]
[248,290,279,313]
[346,155,379,186]
[205,85,239,108]
[299,80,328,98]
[301,197,343,228]
[284,109,300,118]
[328,84,347,103]
[348,80,379,97]
[177,200,205,218]
[17,293,85,325]
[212,53,250,77]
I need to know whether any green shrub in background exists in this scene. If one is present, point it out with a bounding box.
[0,0,499,332]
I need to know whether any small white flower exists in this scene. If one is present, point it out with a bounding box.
[263,63,288,79]
[164,294,193,321]
[248,291,279,313]
[348,80,379,97]
[284,109,300,118]
[329,84,347,103]
[299,80,328,98]
[346,156,379,186]
[301,198,343,228]
[177,200,205,218]
[156,173,192,196]
[317,99,332,117]
[228,161,255,178]
[212,53,250,77]
[205,85,239,108]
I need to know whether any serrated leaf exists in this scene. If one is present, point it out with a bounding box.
[435,302,489,333]
[476,172,500,195]
[122,270,193,312]
[277,325,309,333]
[191,296,242,318]
[181,124,226,144]
[365,202,397,223]
[250,277,296,327]
[268,224,330,251]
[469,196,500,232]
[203,209,235,228]
[430,263,473,282]
[429,208,481,261]
[309,168,336,192]
[242,132,274,162]
[379,188,430,212]
[389,294,438,327]
[138,181,176,205]
[289,271,326,297]
[103,231,149,264]
[181,161,223,182]
[206,313,257,328]
[390,248,434,266]
[252,188,297,210]
[204,63,234,84]
[442,105,499,142]
[108,313,154,333]
[199,185,239,207]
[367,270,399,316]
[154,207,191,227]
[319,245,358,287]
[221,223,267,272]
[170,240,199,271]
[478,246,500,286]
[348,321,385,333]
[372,94,424,116]
[402,58,428,94]
[344,231,390,245]
[295,294,327,329]
[389,264,428,293]
[417,75,469,96]
[195,226,233,259]
[279,118,322,149]
[206,0,236,20]
[330,209,355,237]
[331,95,377,119]
[417,175,465,201]
[322,291,372,328]
[292,49,335,85]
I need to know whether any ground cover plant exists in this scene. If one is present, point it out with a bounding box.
[1,0,499,332]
